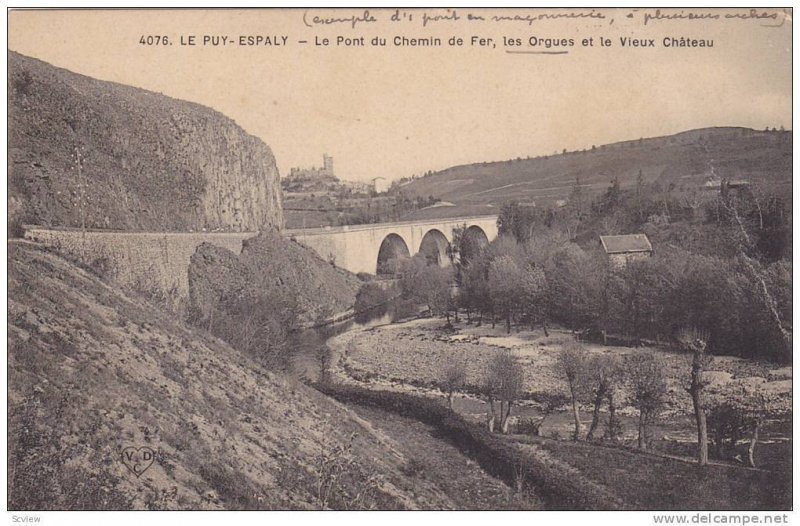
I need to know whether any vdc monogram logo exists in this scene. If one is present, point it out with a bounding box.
[121,446,156,477]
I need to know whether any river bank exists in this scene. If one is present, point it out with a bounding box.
[317,316,792,510]
[323,316,792,471]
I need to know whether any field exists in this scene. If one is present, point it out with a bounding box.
[326,317,792,509]
[397,127,792,210]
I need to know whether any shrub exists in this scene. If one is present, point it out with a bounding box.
[517,393,570,437]
[390,297,418,322]
[707,402,749,459]
[354,282,391,314]
[188,287,299,371]
[400,457,426,478]
[198,461,266,510]
[128,266,183,316]
[88,254,116,280]
[312,432,383,510]
[516,417,540,435]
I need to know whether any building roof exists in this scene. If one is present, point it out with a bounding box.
[600,234,653,254]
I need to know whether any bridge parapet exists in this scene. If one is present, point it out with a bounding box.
[285,215,498,237]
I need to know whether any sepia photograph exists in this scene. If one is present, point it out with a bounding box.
[5,5,794,518]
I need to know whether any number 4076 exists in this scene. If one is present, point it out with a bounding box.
[139,35,170,45]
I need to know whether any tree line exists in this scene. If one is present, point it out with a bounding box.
[384,176,790,363]
[437,329,784,468]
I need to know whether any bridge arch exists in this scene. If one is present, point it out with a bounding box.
[284,215,498,275]
[376,233,410,275]
[461,225,490,264]
[418,229,451,267]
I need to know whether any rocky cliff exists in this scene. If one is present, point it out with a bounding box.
[8,51,283,232]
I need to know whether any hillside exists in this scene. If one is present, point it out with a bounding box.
[8,51,282,232]
[8,241,529,510]
[398,127,791,217]
[189,230,362,325]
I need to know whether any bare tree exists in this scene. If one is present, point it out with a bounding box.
[744,391,768,468]
[315,345,333,386]
[441,358,467,411]
[678,327,712,465]
[626,354,668,450]
[680,187,707,222]
[712,380,784,468]
[604,380,624,442]
[557,342,589,440]
[483,375,498,433]
[484,351,525,434]
[585,355,622,441]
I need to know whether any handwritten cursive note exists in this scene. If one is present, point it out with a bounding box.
[300,8,789,30]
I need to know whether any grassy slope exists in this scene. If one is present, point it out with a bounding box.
[398,127,791,211]
[348,404,540,510]
[514,436,791,510]
[7,241,512,510]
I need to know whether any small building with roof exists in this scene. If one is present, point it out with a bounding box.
[600,233,653,267]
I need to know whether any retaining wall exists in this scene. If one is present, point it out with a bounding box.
[24,227,257,299]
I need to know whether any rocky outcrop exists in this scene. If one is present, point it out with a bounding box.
[188,230,361,326]
[187,242,251,322]
[238,231,362,322]
[8,51,282,232]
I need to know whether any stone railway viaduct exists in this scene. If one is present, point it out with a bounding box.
[286,216,499,275]
[24,215,499,298]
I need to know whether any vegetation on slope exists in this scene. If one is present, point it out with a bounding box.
[187,230,361,370]
[8,241,517,510]
[397,127,791,211]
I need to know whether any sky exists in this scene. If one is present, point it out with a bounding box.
[8,8,793,183]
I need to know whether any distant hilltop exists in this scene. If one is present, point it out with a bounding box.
[396,126,792,213]
[282,154,375,194]
[8,51,283,232]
